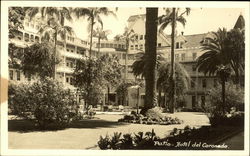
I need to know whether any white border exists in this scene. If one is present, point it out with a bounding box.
[1,1,249,156]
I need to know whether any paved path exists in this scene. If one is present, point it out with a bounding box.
[8,112,210,149]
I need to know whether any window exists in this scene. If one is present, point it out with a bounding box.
[176,42,180,49]
[192,53,197,60]
[191,80,195,88]
[140,44,143,50]
[9,70,13,80]
[24,33,29,42]
[181,53,185,61]
[140,35,143,40]
[202,79,207,88]
[135,35,138,40]
[35,36,39,42]
[16,70,20,81]
[135,45,138,50]
[101,43,105,48]
[158,43,161,47]
[30,35,34,42]
[175,54,179,61]
[180,42,184,48]
[66,77,69,83]
[71,49,74,53]
[110,44,113,48]
[70,77,74,85]
[130,45,134,50]
[67,49,69,52]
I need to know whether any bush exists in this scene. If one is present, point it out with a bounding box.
[118,107,183,125]
[8,77,80,129]
[207,81,244,113]
[98,129,159,150]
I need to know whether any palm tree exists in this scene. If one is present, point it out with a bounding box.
[73,7,116,58]
[226,28,245,85]
[113,27,138,81]
[132,52,165,79]
[158,62,190,109]
[196,28,232,113]
[25,7,74,79]
[143,8,158,112]
[131,52,190,108]
[93,27,111,57]
[158,8,190,113]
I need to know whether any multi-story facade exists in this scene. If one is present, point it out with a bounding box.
[9,13,244,110]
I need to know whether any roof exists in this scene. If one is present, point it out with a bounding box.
[127,14,146,22]
[181,33,208,48]
[234,15,245,29]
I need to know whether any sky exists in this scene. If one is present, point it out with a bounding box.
[66,8,245,40]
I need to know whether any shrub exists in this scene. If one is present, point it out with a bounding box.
[118,108,183,125]
[8,77,80,129]
[207,81,244,113]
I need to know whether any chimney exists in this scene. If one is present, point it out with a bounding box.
[181,31,184,36]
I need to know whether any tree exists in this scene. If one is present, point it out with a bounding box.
[73,7,116,58]
[143,8,158,112]
[99,54,122,105]
[93,27,111,57]
[73,58,104,109]
[8,7,25,39]
[158,8,190,113]
[132,52,165,79]
[22,41,58,79]
[158,62,190,109]
[73,54,122,109]
[196,28,232,113]
[226,28,245,85]
[25,7,74,79]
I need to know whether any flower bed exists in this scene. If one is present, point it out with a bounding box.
[118,111,183,125]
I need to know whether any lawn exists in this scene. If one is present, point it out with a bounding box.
[8,112,210,149]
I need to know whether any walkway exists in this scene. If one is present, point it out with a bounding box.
[8,112,210,149]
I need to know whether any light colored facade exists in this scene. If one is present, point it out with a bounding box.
[9,14,243,110]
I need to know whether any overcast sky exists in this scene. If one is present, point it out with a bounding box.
[66,8,245,40]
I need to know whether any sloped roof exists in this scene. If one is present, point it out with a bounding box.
[127,14,146,22]
[182,33,208,48]
[234,15,245,29]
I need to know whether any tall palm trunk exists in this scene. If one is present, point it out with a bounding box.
[54,30,58,79]
[107,85,110,105]
[158,87,162,107]
[125,41,129,81]
[170,8,176,114]
[89,17,94,58]
[144,8,158,111]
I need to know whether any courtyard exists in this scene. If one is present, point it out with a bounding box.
[9,112,210,149]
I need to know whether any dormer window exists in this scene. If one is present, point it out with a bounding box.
[176,42,184,49]
[176,42,180,49]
